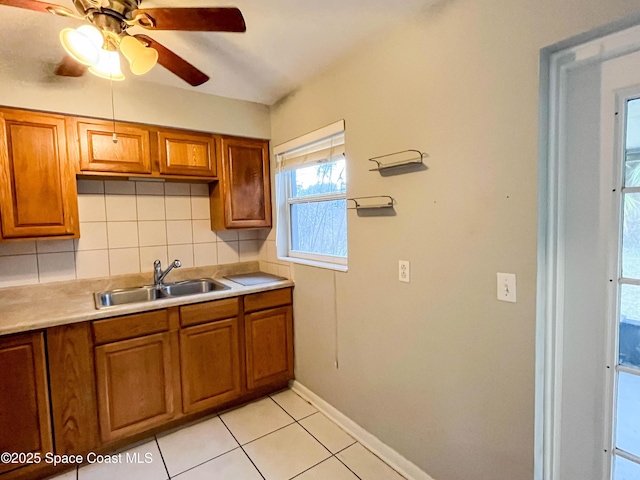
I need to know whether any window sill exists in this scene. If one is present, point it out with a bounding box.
[277,255,348,272]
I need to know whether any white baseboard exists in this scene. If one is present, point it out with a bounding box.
[290,380,435,480]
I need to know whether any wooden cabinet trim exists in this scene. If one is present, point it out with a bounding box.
[92,310,169,345]
[179,297,239,327]
[244,288,292,313]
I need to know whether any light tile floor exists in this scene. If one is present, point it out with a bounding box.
[48,389,406,480]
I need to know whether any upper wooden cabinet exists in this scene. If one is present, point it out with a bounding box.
[158,129,217,177]
[0,109,79,240]
[210,136,272,230]
[75,119,152,174]
[0,332,52,475]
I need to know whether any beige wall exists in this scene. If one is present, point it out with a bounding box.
[270,1,640,479]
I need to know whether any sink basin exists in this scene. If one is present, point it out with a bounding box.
[94,278,230,309]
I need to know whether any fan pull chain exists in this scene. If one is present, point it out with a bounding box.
[110,76,118,144]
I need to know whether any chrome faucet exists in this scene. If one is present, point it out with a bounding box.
[153,259,181,287]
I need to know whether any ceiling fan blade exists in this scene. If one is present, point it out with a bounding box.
[134,35,209,87]
[132,7,246,32]
[54,55,87,77]
[0,0,73,15]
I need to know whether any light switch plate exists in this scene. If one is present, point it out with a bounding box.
[399,260,410,283]
[497,273,516,302]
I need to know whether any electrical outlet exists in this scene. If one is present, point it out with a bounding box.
[497,273,516,302]
[399,260,410,283]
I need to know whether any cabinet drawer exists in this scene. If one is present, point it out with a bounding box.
[180,298,239,328]
[244,288,292,313]
[93,310,169,345]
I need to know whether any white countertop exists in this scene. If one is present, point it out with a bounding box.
[0,262,293,336]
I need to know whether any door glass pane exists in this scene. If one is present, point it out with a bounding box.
[622,193,640,279]
[290,200,347,257]
[616,372,640,457]
[626,98,640,188]
[614,454,640,480]
[620,285,640,369]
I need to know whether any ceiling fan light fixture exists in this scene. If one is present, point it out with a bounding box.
[88,48,125,81]
[59,25,103,66]
[119,36,158,75]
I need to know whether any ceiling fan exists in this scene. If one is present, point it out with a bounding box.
[0,0,247,86]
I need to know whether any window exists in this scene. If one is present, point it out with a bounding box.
[274,120,347,270]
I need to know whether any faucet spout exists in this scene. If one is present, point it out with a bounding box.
[153,259,181,287]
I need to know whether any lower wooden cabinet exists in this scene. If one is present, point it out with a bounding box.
[95,332,178,443]
[0,332,52,475]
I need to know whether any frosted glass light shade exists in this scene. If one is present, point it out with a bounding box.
[59,25,103,66]
[120,36,158,75]
[88,49,125,81]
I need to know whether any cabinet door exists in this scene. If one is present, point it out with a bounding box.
[0,332,52,475]
[77,119,152,174]
[158,129,217,177]
[180,318,241,414]
[0,110,79,239]
[95,332,176,442]
[245,305,294,390]
[211,136,272,229]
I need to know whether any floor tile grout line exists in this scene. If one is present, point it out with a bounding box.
[154,436,171,480]
[268,395,298,422]
[295,418,334,457]
[235,418,296,447]
[218,414,266,480]
[287,455,335,479]
[164,445,242,479]
[332,452,363,480]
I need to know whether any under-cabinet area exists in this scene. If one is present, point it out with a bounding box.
[0,286,293,480]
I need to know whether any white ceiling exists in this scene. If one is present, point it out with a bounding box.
[0,0,435,105]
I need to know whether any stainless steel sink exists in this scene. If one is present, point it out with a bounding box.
[94,278,230,309]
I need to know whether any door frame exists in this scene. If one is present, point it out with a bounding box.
[537,21,640,480]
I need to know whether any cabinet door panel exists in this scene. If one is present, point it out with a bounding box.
[158,130,216,177]
[95,332,175,442]
[78,120,151,174]
[245,305,294,390]
[0,332,52,474]
[181,318,241,413]
[0,111,78,238]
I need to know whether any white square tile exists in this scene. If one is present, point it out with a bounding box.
[140,246,168,272]
[243,424,330,480]
[294,457,359,480]
[109,248,141,275]
[106,194,138,221]
[299,413,355,454]
[266,241,278,263]
[217,230,239,242]
[104,180,136,195]
[264,262,279,275]
[0,255,38,287]
[191,196,210,220]
[45,467,78,480]
[168,244,194,268]
[78,440,167,480]
[107,222,139,249]
[217,241,239,265]
[157,416,238,477]
[38,252,76,283]
[138,221,167,247]
[258,229,271,240]
[190,183,209,196]
[75,222,108,251]
[239,240,260,262]
[220,398,294,445]
[137,195,166,221]
[192,220,217,244]
[193,243,217,267]
[77,179,104,194]
[259,240,268,260]
[239,230,259,241]
[36,239,74,254]
[0,241,36,256]
[271,390,317,421]
[136,181,164,195]
[172,448,261,480]
[165,195,192,220]
[336,444,405,480]
[165,182,191,196]
[278,265,290,279]
[75,250,110,279]
[166,220,193,245]
[77,194,106,222]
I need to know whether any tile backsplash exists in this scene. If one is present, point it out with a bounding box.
[0,179,288,288]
